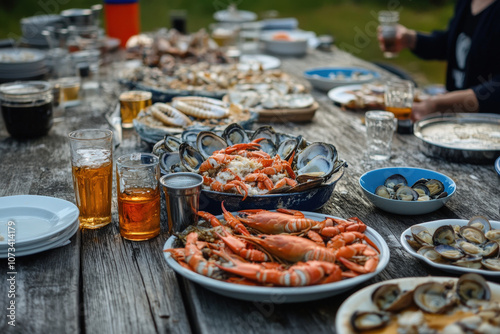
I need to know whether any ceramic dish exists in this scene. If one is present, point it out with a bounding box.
[163,211,390,303]
[239,54,281,70]
[496,156,500,176]
[359,167,456,215]
[0,195,79,247]
[400,219,500,277]
[260,30,317,56]
[335,276,500,334]
[304,67,379,92]
[0,219,78,258]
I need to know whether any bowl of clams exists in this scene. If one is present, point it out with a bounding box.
[359,167,456,215]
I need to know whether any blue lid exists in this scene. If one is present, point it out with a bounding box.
[104,0,138,4]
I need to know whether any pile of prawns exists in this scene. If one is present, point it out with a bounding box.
[165,203,380,287]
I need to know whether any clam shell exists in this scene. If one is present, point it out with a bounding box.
[413,282,456,314]
[432,225,456,246]
[459,226,486,244]
[196,131,227,160]
[384,174,407,189]
[456,273,491,303]
[467,216,491,233]
[350,311,390,332]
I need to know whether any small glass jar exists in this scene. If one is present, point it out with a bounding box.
[0,81,53,138]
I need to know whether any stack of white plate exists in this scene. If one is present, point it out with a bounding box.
[20,14,63,47]
[0,48,49,82]
[0,195,79,258]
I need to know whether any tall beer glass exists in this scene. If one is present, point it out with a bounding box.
[69,129,113,229]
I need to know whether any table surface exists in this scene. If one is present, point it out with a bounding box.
[1,47,499,334]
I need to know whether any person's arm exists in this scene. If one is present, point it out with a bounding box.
[411,89,479,121]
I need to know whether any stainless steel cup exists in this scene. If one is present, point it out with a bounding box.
[160,172,203,234]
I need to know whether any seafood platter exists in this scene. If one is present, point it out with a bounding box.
[336,273,500,333]
[121,60,318,122]
[152,123,346,214]
[125,29,233,71]
[401,217,500,277]
[163,207,390,302]
[359,167,456,215]
[327,83,429,111]
[132,96,257,145]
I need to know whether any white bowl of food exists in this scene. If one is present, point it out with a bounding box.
[260,30,315,56]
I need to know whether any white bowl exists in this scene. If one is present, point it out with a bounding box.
[260,30,315,56]
[359,167,456,215]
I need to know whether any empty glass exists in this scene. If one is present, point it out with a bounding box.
[365,111,396,161]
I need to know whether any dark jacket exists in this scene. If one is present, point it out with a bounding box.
[412,0,500,113]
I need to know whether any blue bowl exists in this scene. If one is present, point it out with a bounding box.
[199,167,345,215]
[359,167,456,215]
[304,67,379,92]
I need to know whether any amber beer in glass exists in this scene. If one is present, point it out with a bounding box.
[384,80,414,121]
[119,91,152,128]
[69,129,113,229]
[116,153,161,241]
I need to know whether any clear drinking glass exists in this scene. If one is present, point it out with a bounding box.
[384,80,414,121]
[69,129,113,229]
[116,153,161,241]
[378,11,399,58]
[119,90,152,129]
[365,110,396,161]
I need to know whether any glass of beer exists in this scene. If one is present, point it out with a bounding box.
[384,80,414,120]
[119,90,152,129]
[378,10,399,58]
[116,153,161,241]
[68,129,113,229]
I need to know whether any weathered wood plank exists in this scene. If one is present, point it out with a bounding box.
[0,119,81,333]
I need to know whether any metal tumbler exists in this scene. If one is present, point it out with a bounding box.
[160,172,203,234]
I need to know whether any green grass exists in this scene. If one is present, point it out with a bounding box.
[0,0,454,85]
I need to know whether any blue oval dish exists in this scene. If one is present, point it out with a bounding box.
[304,67,380,92]
[199,167,345,215]
[496,156,500,176]
[359,167,456,215]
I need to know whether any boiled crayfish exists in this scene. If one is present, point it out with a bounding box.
[164,203,381,287]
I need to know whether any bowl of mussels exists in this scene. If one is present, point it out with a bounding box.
[359,167,456,215]
[152,123,346,214]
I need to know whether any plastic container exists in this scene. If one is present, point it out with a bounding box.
[104,0,140,48]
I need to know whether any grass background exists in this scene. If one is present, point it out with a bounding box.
[0,0,455,85]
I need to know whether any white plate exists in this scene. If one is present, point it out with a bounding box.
[0,195,79,247]
[336,276,500,334]
[327,84,363,105]
[400,219,500,277]
[0,219,78,258]
[163,211,390,303]
[239,54,281,70]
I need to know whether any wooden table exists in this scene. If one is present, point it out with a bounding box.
[1,48,499,333]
